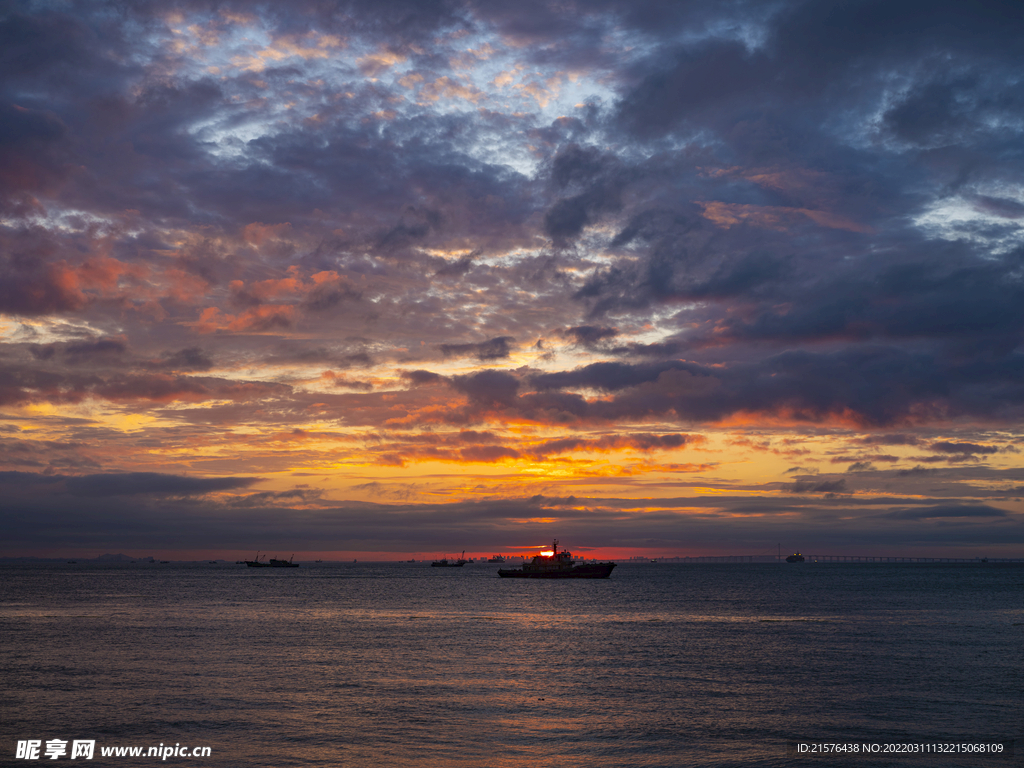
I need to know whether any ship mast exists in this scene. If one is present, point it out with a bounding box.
[552,539,558,555]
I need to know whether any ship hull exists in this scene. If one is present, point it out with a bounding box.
[245,560,298,567]
[497,563,616,579]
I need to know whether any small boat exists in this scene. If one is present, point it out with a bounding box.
[498,540,615,579]
[431,552,466,567]
[245,552,299,568]
[786,552,805,563]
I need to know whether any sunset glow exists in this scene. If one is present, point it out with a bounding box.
[2,1,1023,560]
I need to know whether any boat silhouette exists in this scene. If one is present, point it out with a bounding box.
[245,551,299,568]
[431,551,467,567]
[498,540,615,579]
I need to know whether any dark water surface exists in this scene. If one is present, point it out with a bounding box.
[2,561,1021,767]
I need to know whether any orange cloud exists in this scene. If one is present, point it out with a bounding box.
[695,201,872,233]
[242,221,292,245]
[419,76,485,104]
[192,305,296,334]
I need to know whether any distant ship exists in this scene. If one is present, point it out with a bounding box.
[498,540,615,579]
[487,555,506,563]
[786,552,805,563]
[245,552,299,568]
[432,551,466,567]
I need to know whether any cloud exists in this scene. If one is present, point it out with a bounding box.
[847,462,875,473]
[896,466,936,477]
[3,0,1024,557]
[928,441,1000,456]
[153,348,215,372]
[882,504,1009,521]
[449,369,520,407]
[0,472,258,497]
[440,336,516,361]
[790,478,849,494]
[565,325,619,347]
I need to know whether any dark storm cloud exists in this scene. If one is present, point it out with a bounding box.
[613,0,1024,141]
[0,357,291,407]
[564,325,619,348]
[526,432,689,458]
[0,101,70,206]
[0,470,256,497]
[388,339,1024,427]
[261,346,374,369]
[228,487,323,507]
[928,441,1000,456]
[897,466,935,477]
[154,347,215,372]
[0,471,64,486]
[0,229,87,316]
[882,504,1009,521]
[64,472,258,497]
[531,361,668,392]
[0,5,537,266]
[226,111,537,254]
[449,369,520,406]
[433,251,476,277]
[688,253,1024,352]
[532,0,1024,395]
[4,487,1020,553]
[973,195,1024,219]
[402,369,446,386]
[859,434,922,447]
[440,336,515,361]
[543,143,630,244]
[63,338,127,360]
[394,349,956,427]
[791,478,849,494]
[302,280,362,312]
[530,353,922,425]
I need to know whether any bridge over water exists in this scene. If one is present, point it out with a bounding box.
[792,554,1024,563]
[642,555,1024,563]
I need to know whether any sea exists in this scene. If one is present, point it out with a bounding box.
[1,560,1021,767]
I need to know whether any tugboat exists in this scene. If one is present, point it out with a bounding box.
[245,552,299,567]
[498,540,615,579]
[785,552,805,563]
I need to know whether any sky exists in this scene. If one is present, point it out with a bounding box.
[2,0,1024,560]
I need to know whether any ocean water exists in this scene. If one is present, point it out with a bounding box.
[1,561,1021,767]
